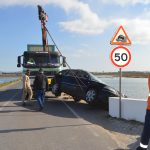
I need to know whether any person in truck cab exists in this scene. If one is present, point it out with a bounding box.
[27,58,35,65]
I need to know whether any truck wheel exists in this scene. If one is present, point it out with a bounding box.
[52,83,61,97]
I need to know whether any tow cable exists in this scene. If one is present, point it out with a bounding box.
[38,5,87,93]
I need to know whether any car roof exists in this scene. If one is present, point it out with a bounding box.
[59,69,89,75]
[60,69,88,73]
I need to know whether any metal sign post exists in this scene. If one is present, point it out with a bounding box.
[119,68,122,118]
[110,46,131,118]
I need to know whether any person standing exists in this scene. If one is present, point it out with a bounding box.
[33,68,48,111]
[22,69,33,106]
[136,75,150,150]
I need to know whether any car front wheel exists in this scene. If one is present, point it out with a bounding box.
[85,88,97,104]
[52,83,61,97]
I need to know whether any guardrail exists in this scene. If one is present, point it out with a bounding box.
[109,97,147,123]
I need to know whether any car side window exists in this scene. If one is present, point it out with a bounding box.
[67,70,77,77]
[61,70,78,85]
[77,71,90,79]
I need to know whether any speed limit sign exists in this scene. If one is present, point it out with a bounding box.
[110,46,131,68]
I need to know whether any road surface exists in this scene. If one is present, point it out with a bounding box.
[0,81,127,150]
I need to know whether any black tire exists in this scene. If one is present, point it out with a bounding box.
[85,88,97,104]
[51,83,61,97]
[73,97,81,103]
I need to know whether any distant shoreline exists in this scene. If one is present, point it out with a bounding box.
[92,72,149,78]
[0,71,149,78]
[0,73,21,77]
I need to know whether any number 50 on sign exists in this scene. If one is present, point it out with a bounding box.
[110,46,131,68]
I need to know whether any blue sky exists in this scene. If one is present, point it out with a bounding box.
[0,0,150,72]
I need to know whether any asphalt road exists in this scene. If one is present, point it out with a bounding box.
[0,81,123,150]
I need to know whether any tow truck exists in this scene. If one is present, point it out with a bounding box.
[17,5,66,91]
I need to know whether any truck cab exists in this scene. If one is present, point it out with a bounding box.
[17,44,66,91]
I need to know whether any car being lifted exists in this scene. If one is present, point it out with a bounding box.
[51,69,127,107]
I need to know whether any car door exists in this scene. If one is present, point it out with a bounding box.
[75,71,90,98]
[61,70,77,96]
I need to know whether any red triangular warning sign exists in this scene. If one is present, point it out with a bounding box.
[110,26,132,45]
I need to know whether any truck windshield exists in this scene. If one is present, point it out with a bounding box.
[23,52,60,68]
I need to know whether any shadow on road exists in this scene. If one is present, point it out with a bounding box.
[42,98,144,149]
[0,88,144,149]
[127,137,141,150]
[0,123,92,134]
[16,97,143,132]
[0,89,22,102]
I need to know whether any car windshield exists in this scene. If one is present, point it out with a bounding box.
[89,72,106,84]
[24,52,60,67]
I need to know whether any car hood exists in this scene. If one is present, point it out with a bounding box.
[91,78,127,98]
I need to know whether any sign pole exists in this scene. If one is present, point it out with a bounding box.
[119,68,122,118]
[110,46,131,118]
[110,25,132,119]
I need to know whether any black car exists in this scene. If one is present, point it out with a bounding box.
[51,69,125,106]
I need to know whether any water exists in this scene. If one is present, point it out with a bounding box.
[0,76,148,99]
[0,77,18,84]
[97,76,148,100]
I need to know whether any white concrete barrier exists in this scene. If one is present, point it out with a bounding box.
[109,97,147,123]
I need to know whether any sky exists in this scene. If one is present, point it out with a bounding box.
[0,0,150,72]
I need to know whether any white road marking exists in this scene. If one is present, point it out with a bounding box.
[61,99,121,149]
[62,100,102,136]
[61,100,81,119]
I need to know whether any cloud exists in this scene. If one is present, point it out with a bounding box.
[1,0,150,45]
[111,16,150,45]
[126,19,150,45]
[102,0,150,6]
[57,0,110,35]
[59,2,109,35]
[0,0,110,35]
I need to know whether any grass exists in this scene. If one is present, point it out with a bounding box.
[0,78,21,88]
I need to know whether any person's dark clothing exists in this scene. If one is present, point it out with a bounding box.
[36,90,45,110]
[141,110,150,145]
[136,75,150,150]
[34,73,48,91]
[33,73,48,110]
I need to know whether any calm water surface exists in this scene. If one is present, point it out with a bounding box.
[0,77,18,84]
[0,76,148,99]
[98,76,148,99]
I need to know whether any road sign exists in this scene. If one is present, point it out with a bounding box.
[110,46,131,68]
[110,26,132,45]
